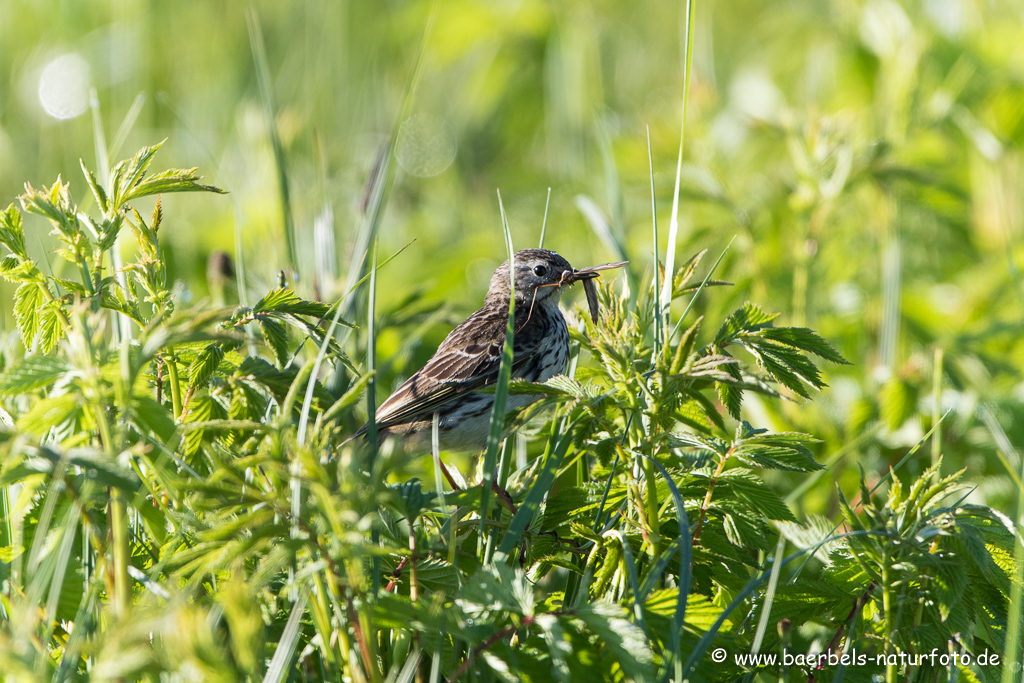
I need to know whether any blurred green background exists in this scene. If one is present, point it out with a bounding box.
[2,0,1023,514]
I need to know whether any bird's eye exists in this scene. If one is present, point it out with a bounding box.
[533,265,547,277]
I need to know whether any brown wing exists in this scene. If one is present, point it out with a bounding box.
[370,303,541,430]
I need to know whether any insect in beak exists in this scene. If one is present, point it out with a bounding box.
[560,261,629,323]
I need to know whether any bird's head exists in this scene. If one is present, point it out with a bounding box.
[486,249,597,306]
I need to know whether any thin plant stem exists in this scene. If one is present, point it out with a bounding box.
[881,549,895,683]
[931,346,943,469]
[164,352,183,421]
[692,449,730,546]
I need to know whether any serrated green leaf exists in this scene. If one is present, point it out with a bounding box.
[1,253,38,282]
[14,283,45,348]
[120,167,225,204]
[714,302,778,347]
[0,355,70,395]
[0,203,27,256]
[716,361,744,419]
[38,303,66,354]
[717,469,796,522]
[733,432,823,472]
[188,343,225,389]
[743,339,823,397]
[110,142,162,208]
[80,159,109,213]
[20,179,78,238]
[257,317,290,367]
[52,278,88,295]
[253,288,335,319]
[759,327,850,365]
[181,395,228,456]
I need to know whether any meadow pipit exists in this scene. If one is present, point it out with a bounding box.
[359,248,625,453]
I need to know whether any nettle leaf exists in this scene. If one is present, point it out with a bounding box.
[253,288,336,320]
[121,167,225,204]
[722,509,769,547]
[715,361,744,419]
[714,302,778,347]
[20,179,78,238]
[733,432,823,472]
[38,303,66,354]
[109,143,161,209]
[0,203,27,256]
[744,339,825,397]
[14,283,45,348]
[80,159,109,213]
[109,141,225,210]
[52,278,88,295]
[257,317,290,367]
[671,249,707,296]
[182,395,228,456]
[759,327,849,365]
[0,355,70,396]
[188,343,225,389]
[1,253,40,282]
[715,469,796,522]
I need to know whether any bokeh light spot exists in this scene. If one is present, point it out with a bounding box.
[397,113,457,177]
[38,53,90,120]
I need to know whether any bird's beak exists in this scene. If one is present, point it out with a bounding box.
[571,260,629,281]
[566,269,600,283]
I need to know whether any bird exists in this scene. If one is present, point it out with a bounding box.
[357,248,624,455]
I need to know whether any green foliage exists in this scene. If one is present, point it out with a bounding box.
[4,0,1024,676]
[0,146,1016,683]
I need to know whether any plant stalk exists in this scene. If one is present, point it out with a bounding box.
[164,352,184,421]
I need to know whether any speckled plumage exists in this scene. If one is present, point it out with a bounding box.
[361,249,586,452]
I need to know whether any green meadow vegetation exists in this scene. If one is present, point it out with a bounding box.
[1,1,1023,682]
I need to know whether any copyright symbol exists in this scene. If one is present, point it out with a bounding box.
[711,648,727,663]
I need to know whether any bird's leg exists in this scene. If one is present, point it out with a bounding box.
[436,459,461,491]
[491,480,518,515]
[435,459,515,514]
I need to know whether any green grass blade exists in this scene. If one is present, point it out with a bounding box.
[638,537,683,601]
[832,595,863,683]
[749,537,785,655]
[643,455,691,682]
[262,591,309,683]
[659,0,694,325]
[616,525,650,641]
[366,241,380,456]
[247,6,297,279]
[592,449,621,533]
[479,191,516,552]
[107,91,147,162]
[42,501,82,651]
[494,428,573,561]
[647,126,662,357]
[539,187,552,248]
